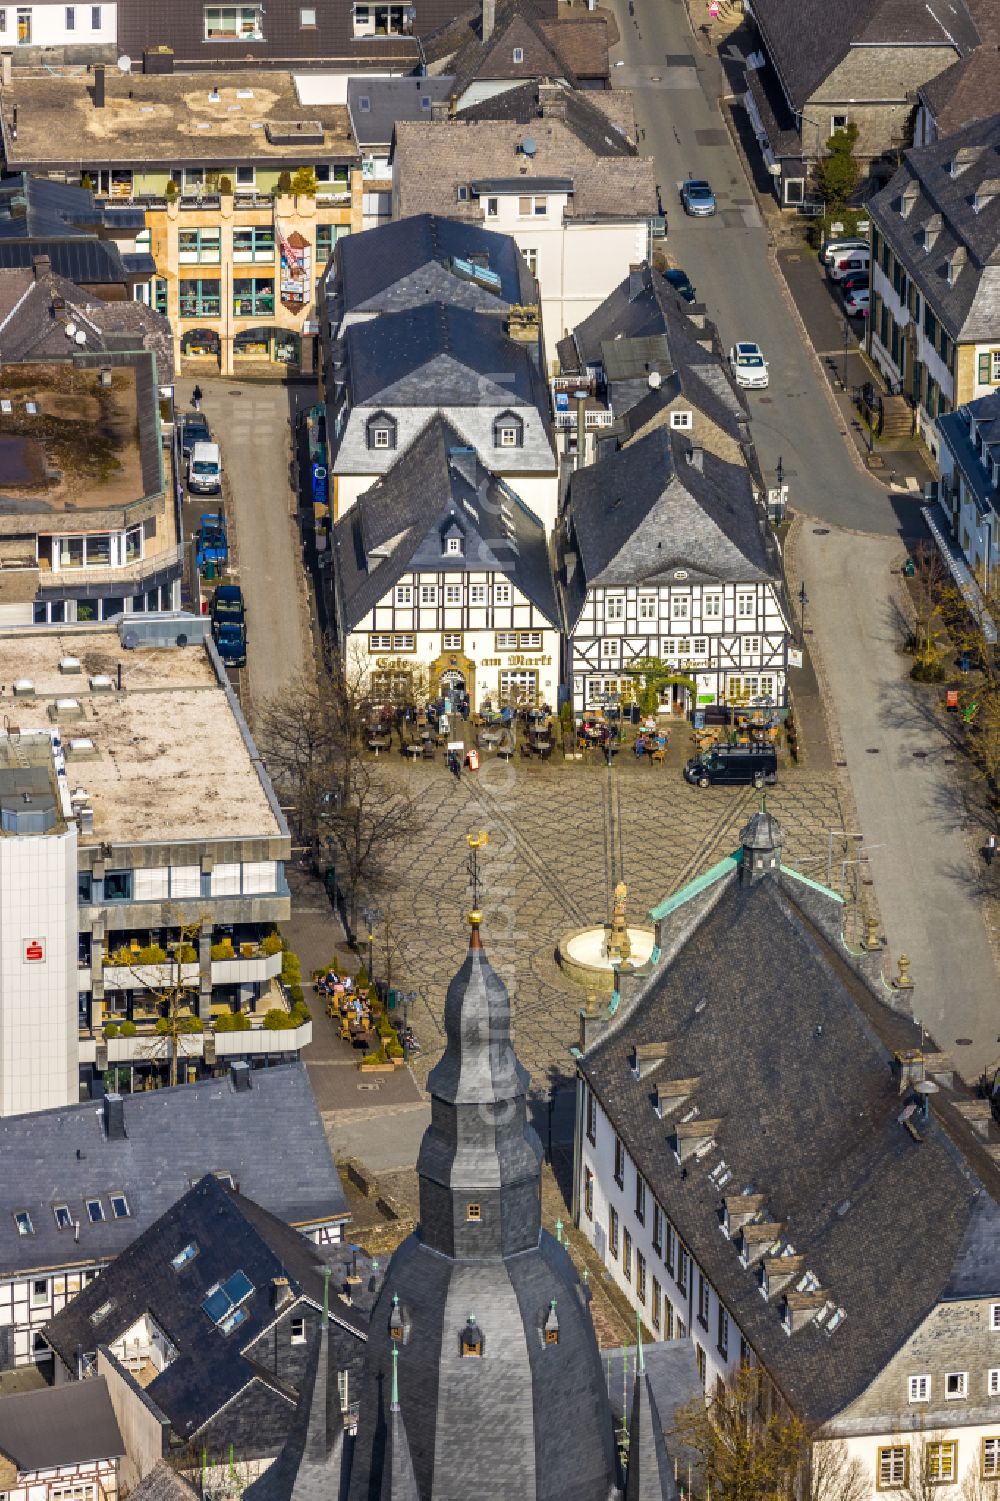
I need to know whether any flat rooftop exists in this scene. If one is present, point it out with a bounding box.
[0,624,283,847]
[0,72,358,169]
[0,363,148,513]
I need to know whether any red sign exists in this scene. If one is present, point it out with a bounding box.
[23,938,45,964]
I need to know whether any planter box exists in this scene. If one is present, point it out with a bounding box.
[104,962,199,990]
[212,952,283,984]
[358,1061,394,1073]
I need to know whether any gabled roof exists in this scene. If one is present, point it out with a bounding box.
[563,426,771,625]
[751,0,978,112]
[869,115,1000,341]
[580,847,1000,1427]
[0,1378,124,1472]
[43,1176,364,1441]
[344,300,544,408]
[440,0,607,93]
[334,413,559,632]
[393,106,655,222]
[335,213,535,316]
[346,76,454,148]
[918,46,1000,136]
[937,389,1000,515]
[126,1463,199,1501]
[0,266,174,379]
[459,78,636,142]
[0,1064,347,1278]
[562,262,714,370]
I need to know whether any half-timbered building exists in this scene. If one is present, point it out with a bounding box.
[560,426,789,715]
[0,1380,124,1501]
[333,414,561,709]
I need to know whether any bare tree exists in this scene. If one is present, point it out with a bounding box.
[807,1439,869,1501]
[900,1432,957,1501]
[108,911,207,1088]
[961,1456,1000,1501]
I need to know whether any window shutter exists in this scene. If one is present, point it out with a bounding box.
[980,352,992,384]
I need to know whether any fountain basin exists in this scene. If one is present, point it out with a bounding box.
[558,924,656,992]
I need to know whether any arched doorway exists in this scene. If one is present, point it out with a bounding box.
[430,651,476,708]
[180,328,221,364]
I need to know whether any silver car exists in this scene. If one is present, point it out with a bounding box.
[681,179,717,216]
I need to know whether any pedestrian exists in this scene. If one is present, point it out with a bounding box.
[986,834,997,868]
[191,384,203,411]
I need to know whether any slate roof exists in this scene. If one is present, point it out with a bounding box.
[918,46,1000,135]
[43,1176,364,1441]
[346,77,455,148]
[393,103,656,221]
[869,114,1000,341]
[749,0,978,112]
[0,266,175,379]
[0,174,104,241]
[0,1378,124,1471]
[459,78,636,141]
[333,413,559,632]
[0,1064,347,1277]
[559,261,723,370]
[434,0,606,92]
[937,390,1000,515]
[334,213,535,316]
[563,426,772,628]
[343,300,545,408]
[0,237,131,287]
[126,1463,200,1501]
[579,845,1000,1426]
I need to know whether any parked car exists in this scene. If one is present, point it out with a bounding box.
[820,235,868,266]
[180,412,211,462]
[839,269,869,294]
[210,583,245,628]
[728,341,769,389]
[213,618,247,667]
[663,267,697,302]
[196,513,228,572]
[843,286,870,318]
[684,744,778,788]
[828,250,870,283]
[681,179,717,216]
[188,440,222,496]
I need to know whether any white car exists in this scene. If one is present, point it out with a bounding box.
[843,286,870,318]
[728,342,769,389]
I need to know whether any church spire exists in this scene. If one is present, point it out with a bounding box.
[414,884,542,1259]
[624,1317,678,1501]
[381,1346,419,1501]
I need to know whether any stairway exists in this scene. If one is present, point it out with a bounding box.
[880,395,914,439]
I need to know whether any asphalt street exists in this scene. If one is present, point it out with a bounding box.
[610,0,898,533]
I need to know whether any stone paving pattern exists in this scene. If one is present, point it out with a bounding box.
[375,753,848,1089]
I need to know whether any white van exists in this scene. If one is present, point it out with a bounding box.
[828,249,871,282]
[188,440,222,495]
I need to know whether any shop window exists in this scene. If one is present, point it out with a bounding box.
[179,278,221,317]
[179,227,221,264]
[232,277,274,317]
[233,226,274,263]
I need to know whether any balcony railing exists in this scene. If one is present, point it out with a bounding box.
[78,1017,312,1063]
[38,544,184,588]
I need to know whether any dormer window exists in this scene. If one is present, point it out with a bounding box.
[543,1300,559,1346]
[513,45,523,61]
[446,536,462,555]
[366,411,397,451]
[947,247,966,286]
[974,181,999,214]
[493,411,524,449]
[389,1293,404,1342]
[456,184,469,202]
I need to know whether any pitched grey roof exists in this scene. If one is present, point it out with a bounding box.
[344,300,544,408]
[126,1463,200,1501]
[751,0,977,112]
[44,1176,364,1441]
[563,427,772,627]
[459,78,635,142]
[383,1391,420,1500]
[244,1286,347,1501]
[0,1063,347,1277]
[937,389,1000,515]
[335,213,534,316]
[625,1363,679,1501]
[869,114,1000,341]
[0,267,174,379]
[347,77,455,148]
[333,413,559,632]
[0,1378,124,1471]
[563,262,715,368]
[579,851,1000,1427]
[918,46,1000,134]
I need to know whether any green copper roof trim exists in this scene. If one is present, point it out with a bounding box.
[391,1341,399,1410]
[648,852,739,922]
[609,988,621,1014]
[780,864,845,903]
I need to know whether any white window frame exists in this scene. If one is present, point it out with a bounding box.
[444,583,462,604]
[878,1446,909,1490]
[945,1371,968,1400]
[469,583,487,606]
[372,427,391,449]
[493,582,511,605]
[908,1374,931,1403]
[290,1316,306,1344]
[442,632,462,649]
[990,1303,1000,1330]
[989,1368,1000,1396]
[419,584,437,606]
[498,426,519,447]
[984,1438,1000,1479]
[446,536,462,555]
[394,584,412,606]
[703,593,722,617]
[606,595,625,621]
[926,1442,956,1485]
[638,594,657,621]
[671,595,690,620]
[670,409,693,430]
[737,591,755,616]
[513,44,523,61]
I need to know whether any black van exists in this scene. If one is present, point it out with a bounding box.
[684,744,777,788]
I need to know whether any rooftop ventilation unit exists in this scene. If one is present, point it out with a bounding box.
[89,675,114,693]
[264,119,324,146]
[48,698,84,722]
[66,738,98,760]
[12,679,34,697]
[59,656,82,675]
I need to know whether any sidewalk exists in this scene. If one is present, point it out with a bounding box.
[776,250,937,498]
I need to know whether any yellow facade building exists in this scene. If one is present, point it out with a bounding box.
[0,68,363,375]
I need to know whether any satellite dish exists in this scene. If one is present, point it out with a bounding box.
[521,136,537,157]
[75,329,87,345]
[117,54,132,72]
[914,1079,939,1094]
[648,370,662,389]
[122,631,139,650]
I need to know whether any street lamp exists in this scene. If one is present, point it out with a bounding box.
[361,905,381,982]
[798,582,809,646]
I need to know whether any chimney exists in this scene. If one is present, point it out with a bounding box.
[32,255,51,281]
[0,53,11,86]
[103,1092,126,1141]
[79,806,94,834]
[230,1060,252,1092]
[482,0,495,41]
[270,1276,292,1310]
[687,444,704,472]
[539,82,567,120]
[627,263,646,303]
[93,64,105,108]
